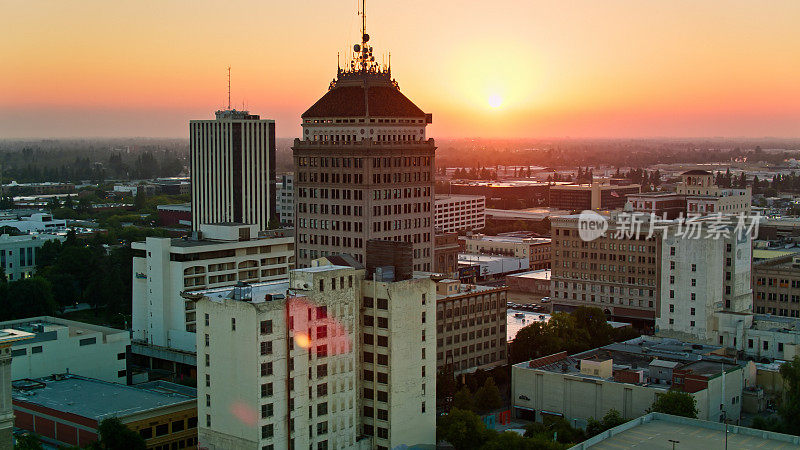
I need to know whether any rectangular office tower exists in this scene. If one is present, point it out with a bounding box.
[190,109,277,232]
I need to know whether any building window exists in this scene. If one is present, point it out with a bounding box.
[155,424,169,437]
[79,337,96,346]
[231,317,236,331]
[260,320,273,335]
[261,341,273,355]
[261,362,273,376]
[261,403,274,418]
[261,424,274,438]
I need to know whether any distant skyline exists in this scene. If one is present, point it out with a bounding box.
[2,1,799,139]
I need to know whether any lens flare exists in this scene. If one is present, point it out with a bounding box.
[294,332,311,349]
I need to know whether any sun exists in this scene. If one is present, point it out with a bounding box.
[488,94,503,109]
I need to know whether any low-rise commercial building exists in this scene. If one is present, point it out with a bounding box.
[0,213,66,234]
[157,203,192,227]
[0,329,33,449]
[512,336,744,425]
[12,375,197,449]
[0,233,64,281]
[464,234,550,270]
[434,279,507,374]
[458,254,529,281]
[448,181,549,209]
[549,183,641,211]
[505,269,552,296]
[434,194,485,233]
[0,317,129,383]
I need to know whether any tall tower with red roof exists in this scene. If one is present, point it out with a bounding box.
[293,4,435,271]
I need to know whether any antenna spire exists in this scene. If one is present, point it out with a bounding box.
[227,66,231,110]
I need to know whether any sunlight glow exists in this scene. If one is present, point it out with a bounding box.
[488,95,503,109]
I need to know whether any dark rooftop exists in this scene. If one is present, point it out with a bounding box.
[302,84,426,118]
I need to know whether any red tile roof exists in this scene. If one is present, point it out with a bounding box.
[302,84,426,118]
[528,351,569,369]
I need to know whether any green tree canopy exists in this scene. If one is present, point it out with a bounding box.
[436,408,491,450]
[474,377,502,413]
[649,391,698,418]
[94,417,146,450]
[453,386,475,412]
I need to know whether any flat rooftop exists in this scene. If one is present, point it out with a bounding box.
[436,282,503,301]
[572,412,800,449]
[12,375,196,420]
[507,269,551,280]
[466,235,550,244]
[458,253,527,263]
[516,336,737,383]
[0,316,126,345]
[0,329,34,345]
[191,279,291,304]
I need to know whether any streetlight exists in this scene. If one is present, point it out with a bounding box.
[668,439,679,450]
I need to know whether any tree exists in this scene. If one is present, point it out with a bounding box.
[453,386,475,411]
[649,391,698,418]
[0,277,57,320]
[586,409,627,437]
[474,377,502,413]
[94,417,146,450]
[14,433,43,450]
[778,356,800,433]
[436,408,491,450]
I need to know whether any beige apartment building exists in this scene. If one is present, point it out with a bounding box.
[434,279,508,374]
[550,215,662,327]
[753,254,800,317]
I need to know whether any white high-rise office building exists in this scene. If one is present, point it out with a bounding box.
[190,109,277,232]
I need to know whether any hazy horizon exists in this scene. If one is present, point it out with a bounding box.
[3,1,800,139]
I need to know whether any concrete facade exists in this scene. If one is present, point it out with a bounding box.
[131,224,294,355]
[0,233,64,282]
[193,263,436,450]
[464,234,550,270]
[190,110,277,232]
[512,337,744,425]
[0,329,33,450]
[550,215,661,326]
[277,173,294,226]
[434,279,507,375]
[0,317,129,383]
[434,194,485,233]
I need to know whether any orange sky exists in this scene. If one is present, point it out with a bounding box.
[2,0,799,139]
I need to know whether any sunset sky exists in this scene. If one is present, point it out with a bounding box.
[2,0,799,139]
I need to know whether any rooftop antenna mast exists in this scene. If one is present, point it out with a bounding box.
[359,0,368,71]
[227,66,231,110]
